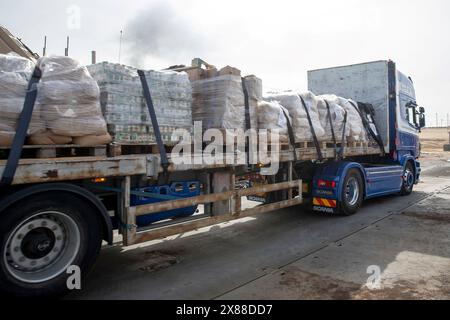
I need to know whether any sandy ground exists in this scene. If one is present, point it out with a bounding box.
[420,127,449,152]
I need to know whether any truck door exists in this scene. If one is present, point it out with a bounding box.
[396,72,421,159]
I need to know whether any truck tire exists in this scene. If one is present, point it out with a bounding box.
[400,162,415,196]
[0,192,103,297]
[339,169,364,216]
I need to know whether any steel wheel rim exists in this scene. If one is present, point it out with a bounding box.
[3,211,81,284]
[345,177,359,206]
[404,169,414,189]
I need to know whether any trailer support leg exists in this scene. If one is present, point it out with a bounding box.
[212,171,234,215]
[118,176,134,246]
[288,162,293,200]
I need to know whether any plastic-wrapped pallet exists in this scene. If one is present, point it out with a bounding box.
[87,62,193,145]
[143,69,193,133]
[191,74,245,132]
[0,53,43,146]
[31,56,111,145]
[316,94,350,142]
[257,100,291,144]
[264,91,325,142]
[336,97,368,142]
[243,75,262,131]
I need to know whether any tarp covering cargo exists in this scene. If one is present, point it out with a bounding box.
[0,26,37,62]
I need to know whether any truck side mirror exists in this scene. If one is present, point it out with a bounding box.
[419,114,426,129]
[419,107,425,114]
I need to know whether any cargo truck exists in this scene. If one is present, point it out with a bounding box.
[0,60,425,297]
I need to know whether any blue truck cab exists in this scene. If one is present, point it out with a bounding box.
[307,60,426,215]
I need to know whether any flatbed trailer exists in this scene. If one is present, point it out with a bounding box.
[0,140,381,244]
[0,139,380,219]
[0,142,382,184]
[0,60,425,297]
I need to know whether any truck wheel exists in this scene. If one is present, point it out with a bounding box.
[339,169,364,216]
[400,162,415,196]
[0,192,103,297]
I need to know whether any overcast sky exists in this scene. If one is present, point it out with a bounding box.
[1,0,449,125]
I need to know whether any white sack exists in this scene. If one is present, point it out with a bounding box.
[264,91,325,142]
[316,94,350,141]
[257,100,291,143]
[336,97,368,142]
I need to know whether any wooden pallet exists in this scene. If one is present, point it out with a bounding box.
[266,138,381,162]
[0,144,107,160]
[294,139,375,149]
[108,139,377,159]
[107,138,288,157]
[108,142,183,157]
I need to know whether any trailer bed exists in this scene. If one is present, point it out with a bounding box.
[0,143,382,185]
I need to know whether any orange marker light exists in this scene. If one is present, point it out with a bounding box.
[318,180,336,188]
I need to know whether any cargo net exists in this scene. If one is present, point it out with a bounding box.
[0,53,111,146]
[87,62,193,145]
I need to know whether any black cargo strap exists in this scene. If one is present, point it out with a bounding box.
[358,102,385,155]
[241,78,251,132]
[348,100,370,139]
[0,67,42,187]
[280,106,302,180]
[137,70,170,178]
[339,110,348,159]
[348,101,385,155]
[324,100,338,159]
[298,95,323,161]
[241,78,251,166]
[280,107,298,163]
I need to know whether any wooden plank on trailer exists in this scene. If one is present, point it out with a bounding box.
[130,180,302,216]
[0,155,147,185]
[130,196,303,245]
[0,143,382,185]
